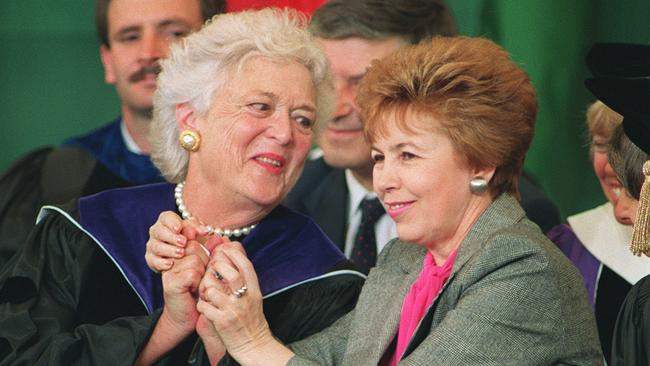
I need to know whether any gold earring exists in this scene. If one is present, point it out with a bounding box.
[179,130,200,152]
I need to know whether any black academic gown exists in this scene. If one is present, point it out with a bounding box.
[611,274,650,366]
[0,119,165,268]
[0,183,364,365]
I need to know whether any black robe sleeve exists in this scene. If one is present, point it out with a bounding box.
[610,274,650,366]
[0,207,165,365]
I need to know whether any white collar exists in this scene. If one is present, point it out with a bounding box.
[568,202,650,284]
[120,120,143,154]
[345,169,377,216]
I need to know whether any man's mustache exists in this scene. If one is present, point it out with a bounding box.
[128,64,162,83]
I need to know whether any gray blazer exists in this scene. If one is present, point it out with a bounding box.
[288,194,603,365]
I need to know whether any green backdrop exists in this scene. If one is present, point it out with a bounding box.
[1,1,649,219]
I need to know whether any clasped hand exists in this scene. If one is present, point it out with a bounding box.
[145,211,273,363]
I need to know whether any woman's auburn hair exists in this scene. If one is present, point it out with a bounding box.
[359,36,538,199]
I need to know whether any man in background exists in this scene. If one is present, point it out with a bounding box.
[286,0,561,274]
[0,0,224,267]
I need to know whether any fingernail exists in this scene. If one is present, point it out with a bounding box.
[164,260,173,268]
[176,236,186,245]
[175,248,184,257]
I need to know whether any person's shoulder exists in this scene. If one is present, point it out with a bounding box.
[486,214,560,258]
[546,223,574,242]
[0,145,97,210]
[62,118,121,147]
[303,155,333,175]
[467,197,571,276]
[519,171,562,233]
[292,156,338,190]
[284,156,344,208]
[478,215,589,296]
[36,199,81,224]
[1,146,53,176]
[0,146,56,197]
[22,200,94,262]
[626,274,650,308]
[469,194,547,254]
[618,274,650,335]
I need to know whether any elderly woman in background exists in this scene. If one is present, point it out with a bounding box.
[547,100,649,362]
[170,36,602,365]
[0,9,364,366]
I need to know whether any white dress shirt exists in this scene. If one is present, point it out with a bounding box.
[343,169,397,258]
[120,119,143,154]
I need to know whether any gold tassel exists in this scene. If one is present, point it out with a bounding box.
[630,161,650,256]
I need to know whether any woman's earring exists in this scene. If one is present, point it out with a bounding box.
[469,177,488,194]
[179,130,201,152]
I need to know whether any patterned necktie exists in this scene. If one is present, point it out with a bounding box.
[350,197,385,274]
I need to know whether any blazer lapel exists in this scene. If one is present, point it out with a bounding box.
[401,194,527,359]
[343,242,426,364]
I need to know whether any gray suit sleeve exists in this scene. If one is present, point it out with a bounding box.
[286,310,354,366]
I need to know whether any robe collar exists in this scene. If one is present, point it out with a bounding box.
[63,118,164,185]
[76,183,347,313]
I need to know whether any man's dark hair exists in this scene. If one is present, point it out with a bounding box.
[95,0,225,47]
[310,0,457,44]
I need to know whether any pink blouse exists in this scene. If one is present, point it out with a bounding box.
[388,249,457,365]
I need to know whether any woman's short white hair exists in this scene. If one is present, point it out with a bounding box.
[150,8,334,182]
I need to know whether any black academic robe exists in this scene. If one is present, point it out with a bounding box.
[0,183,364,365]
[0,119,164,268]
[611,274,650,366]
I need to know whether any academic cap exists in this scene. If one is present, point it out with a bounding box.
[584,43,650,154]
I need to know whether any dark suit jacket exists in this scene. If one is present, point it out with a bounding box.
[284,157,562,251]
[287,195,603,365]
[285,158,349,250]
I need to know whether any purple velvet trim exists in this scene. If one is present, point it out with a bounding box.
[241,204,346,295]
[63,118,164,185]
[547,224,601,305]
[78,183,345,313]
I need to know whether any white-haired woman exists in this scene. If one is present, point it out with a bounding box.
[0,9,364,366]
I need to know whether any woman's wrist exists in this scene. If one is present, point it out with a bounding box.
[159,308,195,337]
[135,311,193,366]
[231,334,295,366]
[201,335,226,366]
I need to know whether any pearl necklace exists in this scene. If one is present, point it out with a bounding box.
[174,182,256,238]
